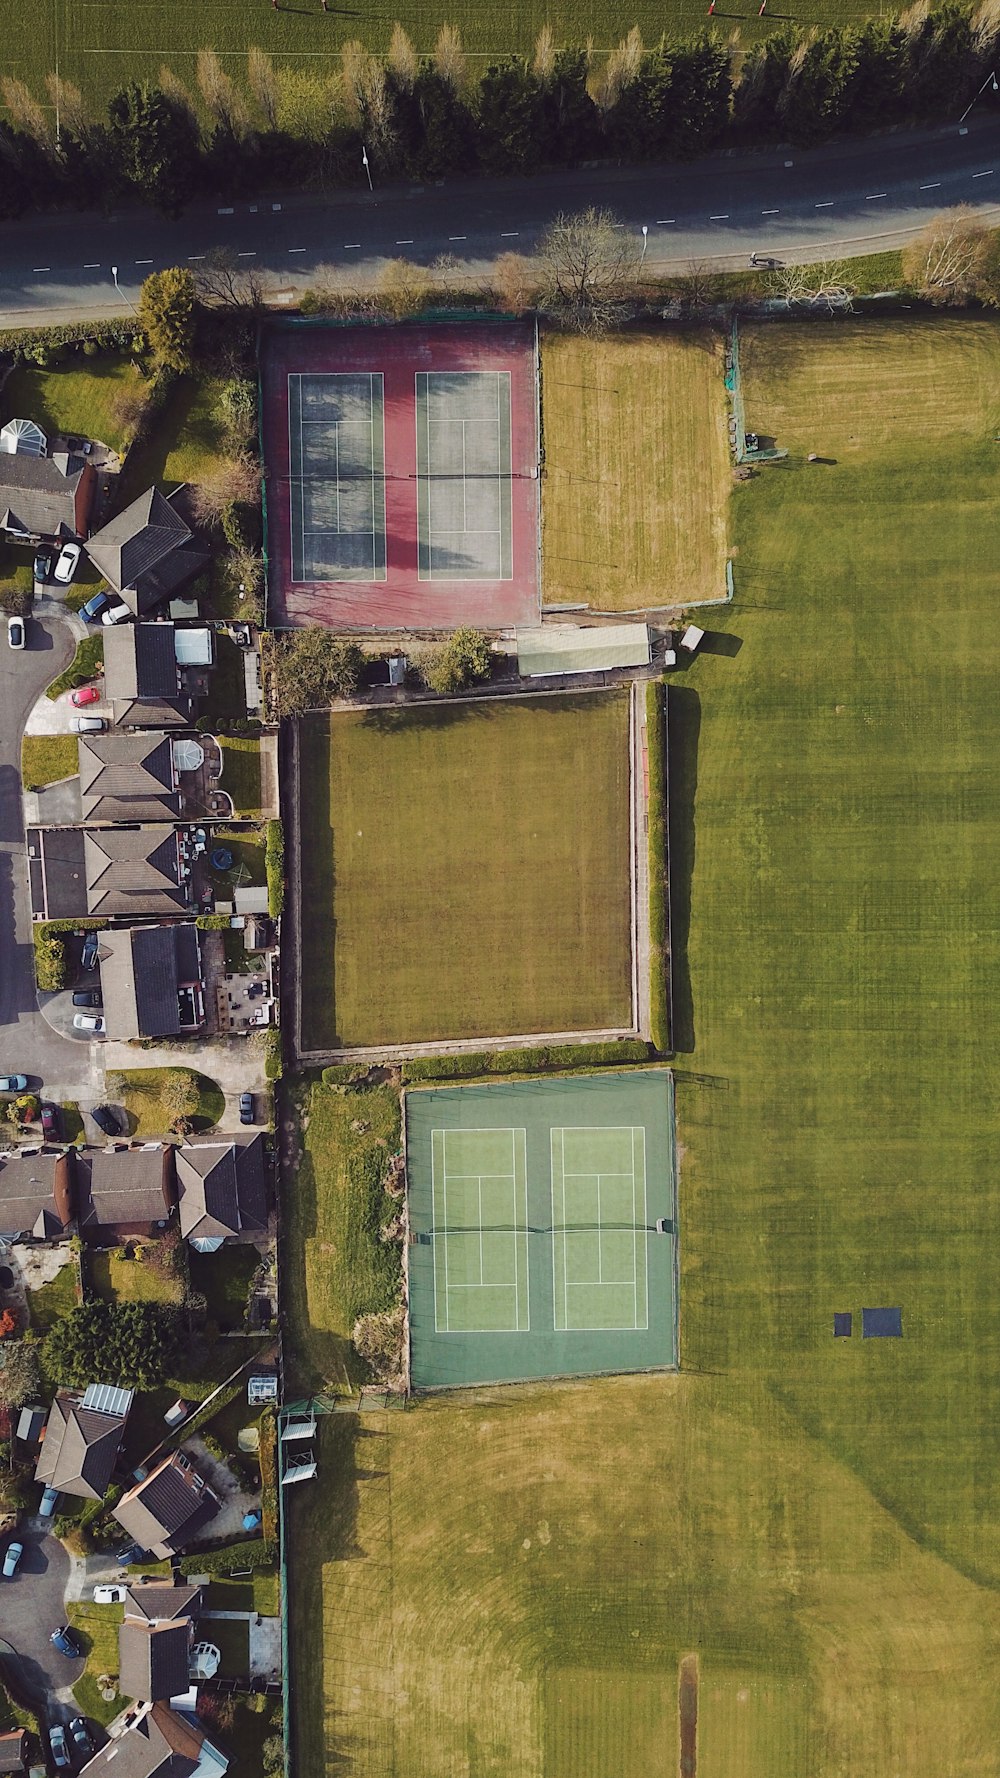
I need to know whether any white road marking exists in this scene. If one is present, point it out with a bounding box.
[973,169,994,178]
[135,258,152,264]
[866,192,888,200]
[345,243,360,249]
[218,206,234,215]
[288,248,307,254]
[709,213,729,220]
[500,231,519,237]
[761,208,780,215]
[84,262,99,268]
[396,238,413,244]
[919,181,941,190]
[657,218,675,224]
[33,267,50,273]
[815,201,833,208]
[187,254,205,261]
[237,251,256,258]
[448,235,466,241]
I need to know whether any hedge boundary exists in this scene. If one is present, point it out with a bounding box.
[401,1039,654,1084]
[646,680,670,1054]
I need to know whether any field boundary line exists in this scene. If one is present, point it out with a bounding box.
[298,1023,638,1066]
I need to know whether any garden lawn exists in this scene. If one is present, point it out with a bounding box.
[285,315,1000,1778]
[114,1067,225,1138]
[189,1243,259,1332]
[68,1600,129,1728]
[1,357,137,454]
[219,736,262,816]
[21,733,78,789]
[541,327,730,610]
[117,374,228,505]
[205,827,266,893]
[26,1258,79,1332]
[297,693,633,1049]
[87,1245,186,1307]
[201,1615,250,1679]
[282,1079,401,1394]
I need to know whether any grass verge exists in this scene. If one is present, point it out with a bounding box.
[46,634,104,700]
[219,735,262,816]
[67,1600,129,1728]
[21,732,78,789]
[111,1067,225,1139]
[26,1258,79,1333]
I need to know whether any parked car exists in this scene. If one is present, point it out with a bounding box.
[90,1104,121,1136]
[50,1624,83,1658]
[71,685,101,707]
[53,542,81,585]
[1,1541,23,1579]
[93,1583,128,1604]
[239,1091,255,1125]
[81,931,100,970]
[33,547,53,582]
[68,1717,94,1761]
[0,1075,27,1093]
[72,990,101,1009]
[73,1012,105,1034]
[72,714,105,733]
[80,590,111,624]
[7,615,25,651]
[101,600,132,625]
[116,1543,148,1567]
[39,1485,59,1517]
[49,1724,71,1770]
[39,1103,60,1138]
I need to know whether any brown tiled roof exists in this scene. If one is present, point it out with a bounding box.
[76,1146,176,1234]
[85,489,210,617]
[0,1150,72,1239]
[176,1134,269,1243]
[113,1451,219,1558]
[33,1389,128,1500]
[123,1582,203,1624]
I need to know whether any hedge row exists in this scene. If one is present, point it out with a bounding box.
[258,1409,278,1544]
[401,1039,654,1083]
[646,681,670,1055]
[179,1536,278,1577]
[33,918,110,991]
[263,1027,283,1082]
[0,318,142,360]
[265,818,284,919]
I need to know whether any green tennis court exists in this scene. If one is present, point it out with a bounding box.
[407,1071,677,1388]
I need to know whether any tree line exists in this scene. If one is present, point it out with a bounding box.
[1,4,998,220]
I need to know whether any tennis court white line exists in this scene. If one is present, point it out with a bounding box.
[432,1127,528,1332]
[551,1127,649,1332]
[416,371,511,581]
[288,372,385,580]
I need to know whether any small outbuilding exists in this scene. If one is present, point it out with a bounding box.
[516,623,650,679]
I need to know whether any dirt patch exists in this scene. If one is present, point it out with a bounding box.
[679,1652,698,1778]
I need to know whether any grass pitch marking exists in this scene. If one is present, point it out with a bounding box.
[288,371,386,583]
[415,370,513,581]
[431,1127,529,1333]
[551,1126,648,1331]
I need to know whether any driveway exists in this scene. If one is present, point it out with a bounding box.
[101,1036,268,1131]
[0,605,103,1106]
[1,1521,83,1720]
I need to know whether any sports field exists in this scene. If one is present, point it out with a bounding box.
[406,1072,677,1384]
[4,2,881,113]
[296,690,634,1050]
[541,327,731,611]
[286,315,1000,1777]
[262,321,538,629]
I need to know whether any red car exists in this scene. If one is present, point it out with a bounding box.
[71,686,100,707]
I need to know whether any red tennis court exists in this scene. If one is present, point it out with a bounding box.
[261,321,541,630]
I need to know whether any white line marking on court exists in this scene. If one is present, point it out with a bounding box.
[761,208,780,215]
[973,169,994,178]
[866,192,888,200]
[919,182,941,190]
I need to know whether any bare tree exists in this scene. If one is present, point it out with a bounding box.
[44,73,90,140]
[772,260,857,312]
[247,46,278,130]
[677,258,725,308]
[434,24,468,93]
[159,64,200,133]
[973,0,1000,52]
[196,48,249,139]
[387,22,419,90]
[0,1340,41,1410]
[901,207,988,303]
[592,26,643,112]
[195,247,269,311]
[533,23,556,83]
[492,251,536,314]
[191,454,263,527]
[340,39,370,128]
[1,78,53,151]
[536,206,642,332]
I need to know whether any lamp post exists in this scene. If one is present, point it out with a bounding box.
[959,68,999,126]
[110,265,138,315]
[641,223,649,267]
[362,145,373,192]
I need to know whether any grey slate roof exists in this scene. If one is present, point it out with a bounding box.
[0,1729,28,1775]
[0,453,85,539]
[0,1150,73,1239]
[78,1702,212,1778]
[83,825,187,916]
[103,624,179,701]
[34,1389,129,1501]
[78,732,178,821]
[85,489,210,617]
[176,1134,269,1243]
[113,1451,219,1558]
[119,1618,192,1703]
[123,1582,203,1624]
[76,1145,177,1233]
[98,924,201,1040]
[113,698,190,731]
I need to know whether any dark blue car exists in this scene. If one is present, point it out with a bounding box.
[79,591,111,624]
[50,1625,83,1658]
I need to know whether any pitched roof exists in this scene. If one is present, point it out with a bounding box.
[0,1729,27,1776]
[113,698,191,731]
[78,1702,216,1778]
[103,624,179,702]
[34,1388,128,1501]
[113,1451,219,1559]
[123,1582,203,1624]
[0,452,85,539]
[83,825,187,917]
[0,1150,73,1239]
[85,489,210,617]
[76,1145,177,1233]
[78,732,178,821]
[97,925,201,1041]
[119,1618,192,1703]
[176,1134,269,1243]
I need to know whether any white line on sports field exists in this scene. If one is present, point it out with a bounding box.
[973,169,994,177]
[919,181,941,189]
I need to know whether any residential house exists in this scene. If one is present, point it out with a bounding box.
[0,1150,73,1241]
[76,1146,177,1243]
[26,825,198,922]
[123,1582,203,1624]
[103,624,193,730]
[176,1134,269,1250]
[84,488,210,619]
[34,1383,133,1501]
[78,732,181,823]
[113,1449,220,1558]
[119,1618,194,1704]
[97,924,205,1041]
[0,446,95,542]
[78,1701,228,1778]
[0,1729,28,1776]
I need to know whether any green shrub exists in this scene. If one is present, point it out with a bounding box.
[46,634,104,701]
[196,914,232,930]
[265,818,284,918]
[178,1537,277,1576]
[263,1028,282,1082]
[401,1039,653,1083]
[321,1063,373,1087]
[33,929,67,992]
[422,627,493,695]
[646,680,670,1054]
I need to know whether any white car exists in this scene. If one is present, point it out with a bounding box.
[71,715,105,733]
[6,614,25,650]
[93,1582,128,1604]
[73,1012,105,1034]
[53,542,81,585]
[101,601,132,625]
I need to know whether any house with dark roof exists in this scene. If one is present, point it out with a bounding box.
[84,488,210,618]
[78,1701,228,1778]
[0,1150,73,1240]
[75,1146,177,1243]
[123,1581,203,1625]
[97,924,205,1041]
[113,1449,220,1558]
[34,1385,132,1501]
[119,1618,194,1704]
[26,824,192,921]
[0,449,95,541]
[78,732,180,824]
[103,624,193,730]
[0,1729,28,1776]
[176,1134,269,1250]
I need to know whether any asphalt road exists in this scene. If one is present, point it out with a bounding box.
[3,118,1000,323]
[1,1521,82,1721]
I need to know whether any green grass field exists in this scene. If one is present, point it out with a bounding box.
[286,314,1000,1776]
[542,327,731,611]
[4,2,874,115]
[297,693,633,1050]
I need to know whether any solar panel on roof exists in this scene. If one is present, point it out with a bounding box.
[81,1382,134,1419]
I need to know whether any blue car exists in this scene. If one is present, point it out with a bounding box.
[79,591,111,624]
[49,1724,71,1770]
[50,1625,82,1658]
[40,1485,60,1518]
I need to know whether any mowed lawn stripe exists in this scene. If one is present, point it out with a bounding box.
[541,328,730,611]
[298,692,632,1049]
